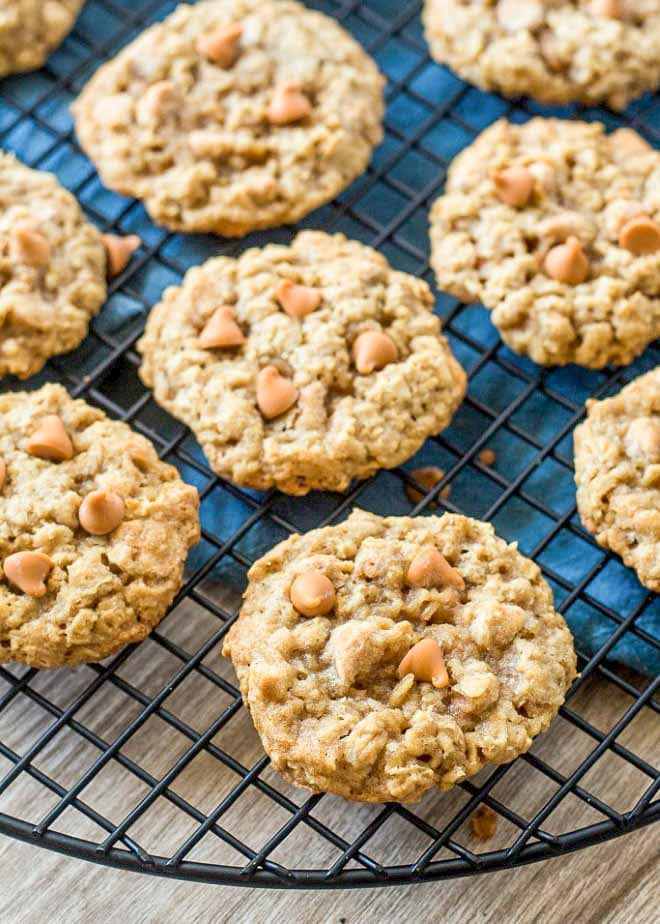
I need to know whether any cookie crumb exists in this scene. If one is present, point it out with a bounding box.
[405,466,451,505]
[470,804,498,840]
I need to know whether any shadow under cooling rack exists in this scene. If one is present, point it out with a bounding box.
[0,0,658,888]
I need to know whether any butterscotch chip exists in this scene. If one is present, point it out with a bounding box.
[0,384,200,668]
[618,217,660,256]
[422,0,660,109]
[352,330,398,374]
[256,366,298,420]
[25,415,74,462]
[72,0,384,237]
[478,448,496,466]
[430,119,660,369]
[290,571,336,617]
[398,638,449,689]
[276,281,321,318]
[405,466,450,506]
[10,224,50,267]
[138,231,466,495]
[0,1,84,77]
[3,551,53,598]
[543,237,590,286]
[198,306,246,349]
[103,233,141,278]
[406,547,464,590]
[492,167,534,208]
[78,491,125,536]
[267,83,311,125]
[196,21,242,68]
[470,804,498,840]
[223,510,576,802]
[575,367,660,592]
[0,153,107,380]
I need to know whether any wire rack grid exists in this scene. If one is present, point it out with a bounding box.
[0,0,658,890]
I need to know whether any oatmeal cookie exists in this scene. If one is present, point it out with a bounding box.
[422,1,660,110]
[138,231,466,495]
[223,509,577,803]
[0,384,200,668]
[0,1,84,77]
[72,0,384,236]
[0,152,107,380]
[430,118,660,369]
[574,366,659,592]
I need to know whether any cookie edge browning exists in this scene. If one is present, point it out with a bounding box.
[0,384,201,668]
[223,509,577,802]
[574,368,660,593]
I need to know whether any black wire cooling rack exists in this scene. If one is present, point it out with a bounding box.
[0,0,658,890]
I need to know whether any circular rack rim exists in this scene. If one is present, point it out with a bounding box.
[1,809,658,888]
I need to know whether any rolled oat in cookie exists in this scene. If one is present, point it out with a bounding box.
[430,118,660,369]
[422,0,660,110]
[0,384,200,668]
[72,0,384,237]
[137,231,467,496]
[0,152,107,380]
[0,1,84,77]
[223,509,577,803]
[574,366,659,592]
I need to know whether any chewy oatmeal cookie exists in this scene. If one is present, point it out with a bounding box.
[224,509,577,803]
[430,118,660,369]
[422,1,660,110]
[72,0,384,237]
[574,367,659,592]
[0,1,84,77]
[0,384,200,668]
[0,152,107,380]
[138,231,466,495]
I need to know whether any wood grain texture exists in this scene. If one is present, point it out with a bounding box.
[0,596,657,923]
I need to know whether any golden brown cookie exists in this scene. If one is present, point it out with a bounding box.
[72,0,384,236]
[430,119,660,368]
[223,509,577,802]
[0,384,200,668]
[138,231,467,495]
[574,366,659,592]
[0,1,84,77]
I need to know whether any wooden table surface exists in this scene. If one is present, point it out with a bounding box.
[0,596,657,924]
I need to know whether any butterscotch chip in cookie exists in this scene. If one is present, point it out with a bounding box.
[25,415,73,462]
[0,152,107,380]
[0,384,200,667]
[138,231,466,496]
[422,0,660,109]
[198,306,246,349]
[223,509,576,802]
[574,367,659,592]
[430,119,660,369]
[72,0,384,237]
[0,1,84,77]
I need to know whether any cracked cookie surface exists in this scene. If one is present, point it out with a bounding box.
[138,231,467,496]
[0,1,83,76]
[574,366,659,592]
[422,0,660,109]
[430,119,660,369]
[223,509,577,803]
[0,384,200,668]
[72,0,384,236]
[0,152,107,380]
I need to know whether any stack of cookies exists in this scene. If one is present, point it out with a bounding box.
[0,0,657,804]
